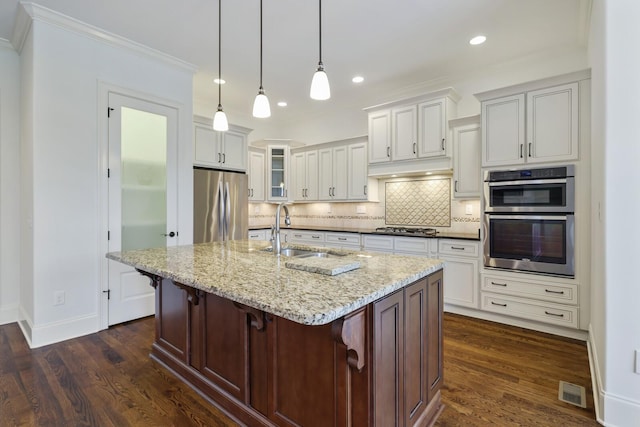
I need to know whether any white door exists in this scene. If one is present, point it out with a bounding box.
[107,93,178,326]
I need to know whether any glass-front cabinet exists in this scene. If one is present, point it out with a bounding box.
[267,145,290,201]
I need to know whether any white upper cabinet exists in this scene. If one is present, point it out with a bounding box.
[476,73,587,168]
[267,145,290,202]
[391,105,418,161]
[348,141,373,200]
[451,115,481,199]
[418,98,447,158]
[318,146,347,200]
[291,150,318,201]
[368,110,392,164]
[193,116,251,171]
[248,148,265,202]
[365,88,459,176]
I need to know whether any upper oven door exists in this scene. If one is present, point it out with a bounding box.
[484,177,575,213]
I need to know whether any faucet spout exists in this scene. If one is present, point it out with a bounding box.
[273,203,291,255]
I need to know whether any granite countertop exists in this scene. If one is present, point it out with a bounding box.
[107,240,444,326]
[249,225,480,241]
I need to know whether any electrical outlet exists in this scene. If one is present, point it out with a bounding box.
[465,204,473,215]
[254,205,260,214]
[54,290,65,306]
[356,205,366,214]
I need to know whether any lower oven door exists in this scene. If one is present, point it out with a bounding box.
[483,214,575,277]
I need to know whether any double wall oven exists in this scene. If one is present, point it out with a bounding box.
[483,165,575,277]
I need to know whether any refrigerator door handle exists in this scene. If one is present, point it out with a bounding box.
[217,180,225,240]
[224,181,231,241]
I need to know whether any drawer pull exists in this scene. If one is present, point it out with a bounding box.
[294,234,302,238]
[249,234,259,238]
[545,311,565,317]
[338,237,347,241]
[491,301,507,307]
[491,281,508,287]
[312,235,320,239]
[545,289,565,295]
[450,246,466,251]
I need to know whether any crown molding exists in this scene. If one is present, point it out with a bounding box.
[11,2,197,73]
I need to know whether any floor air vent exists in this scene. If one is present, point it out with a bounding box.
[558,381,586,408]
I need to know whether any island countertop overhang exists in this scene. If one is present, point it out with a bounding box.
[106,240,444,326]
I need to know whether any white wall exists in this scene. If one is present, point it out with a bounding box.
[18,8,194,347]
[0,42,21,325]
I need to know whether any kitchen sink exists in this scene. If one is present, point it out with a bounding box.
[263,247,345,258]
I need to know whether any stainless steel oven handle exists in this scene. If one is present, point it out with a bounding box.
[487,178,568,186]
[486,214,570,221]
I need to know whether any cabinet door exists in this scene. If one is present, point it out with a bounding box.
[404,279,429,425]
[441,256,479,308]
[392,105,418,161]
[368,110,391,163]
[332,145,348,200]
[305,150,319,200]
[373,290,404,427]
[318,148,333,200]
[481,94,525,167]
[194,125,220,167]
[291,152,307,200]
[220,128,247,171]
[248,150,265,201]
[418,99,446,158]
[527,82,579,163]
[426,270,443,402]
[452,120,481,198]
[267,146,289,201]
[348,142,368,200]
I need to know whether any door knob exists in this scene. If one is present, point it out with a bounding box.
[162,231,176,237]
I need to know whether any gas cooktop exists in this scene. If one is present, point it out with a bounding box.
[374,227,437,237]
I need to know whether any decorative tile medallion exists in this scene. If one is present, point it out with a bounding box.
[385,179,451,226]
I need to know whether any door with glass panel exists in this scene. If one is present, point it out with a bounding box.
[107,93,178,326]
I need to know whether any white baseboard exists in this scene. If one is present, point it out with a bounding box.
[444,304,588,341]
[588,325,640,427]
[0,303,19,325]
[17,308,100,348]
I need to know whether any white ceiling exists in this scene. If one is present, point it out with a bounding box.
[0,0,591,126]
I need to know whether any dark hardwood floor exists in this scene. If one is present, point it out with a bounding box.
[0,313,598,426]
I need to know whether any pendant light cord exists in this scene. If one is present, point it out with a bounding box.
[318,0,322,64]
[218,0,222,106]
[259,0,263,88]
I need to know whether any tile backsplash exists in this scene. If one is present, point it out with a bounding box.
[249,175,480,234]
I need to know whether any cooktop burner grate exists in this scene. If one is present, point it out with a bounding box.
[375,227,437,237]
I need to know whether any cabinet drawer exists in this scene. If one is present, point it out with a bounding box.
[394,237,434,255]
[363,235,394,252]
[482,275,578,305]
[438,239,479,257]
[481,293,578,328]
[289,231,325,244]
[325,232,360,246]
[248,230,268,241]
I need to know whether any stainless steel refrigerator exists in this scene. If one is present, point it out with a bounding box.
[193,167,248,243]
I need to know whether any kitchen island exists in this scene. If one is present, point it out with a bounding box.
[107,240,445,427]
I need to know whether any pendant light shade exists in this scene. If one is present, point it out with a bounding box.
[213,0,229,131]
[310,0,330,100]
[253,0,271,118]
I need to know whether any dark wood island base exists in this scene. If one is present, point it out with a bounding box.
[140,269,444,427]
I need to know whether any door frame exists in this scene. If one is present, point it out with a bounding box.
[97,81,189,330]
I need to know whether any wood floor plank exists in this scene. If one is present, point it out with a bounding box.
[0,313,599,426]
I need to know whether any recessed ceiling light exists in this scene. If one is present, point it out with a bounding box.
[214,78,226,84]
[426,172,433,175]
[277,101,288,107]
[391,174,397,178]
[469,35,486,45]
[352,76,364,83]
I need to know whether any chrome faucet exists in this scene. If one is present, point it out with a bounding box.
[273,202,291,255]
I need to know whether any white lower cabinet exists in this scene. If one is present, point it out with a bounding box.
[248,229,268,241]
[324,232,361,250]
[481,271,579,328]
[289,230,325,245]
[439,239,480,309]
[362,234,394,253]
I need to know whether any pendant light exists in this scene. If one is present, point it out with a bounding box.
[252,0,271,118]
[310,0,330,100]
[213,0,229,131]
